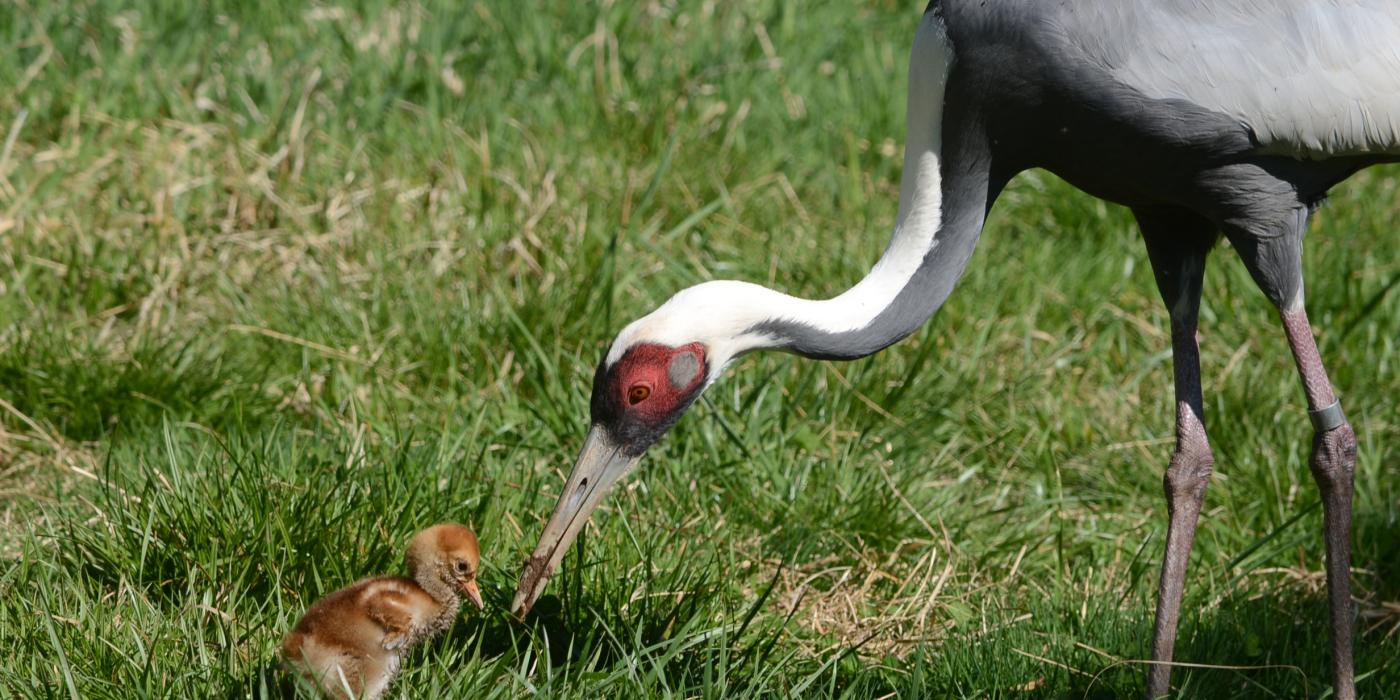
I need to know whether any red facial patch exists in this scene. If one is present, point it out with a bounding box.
[610,342,706,418]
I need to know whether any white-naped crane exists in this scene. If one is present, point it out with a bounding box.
[512,2,1400,697]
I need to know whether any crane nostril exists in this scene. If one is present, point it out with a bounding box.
[578,478,588,491]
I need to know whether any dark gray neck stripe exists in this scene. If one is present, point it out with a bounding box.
[749,118,996,361]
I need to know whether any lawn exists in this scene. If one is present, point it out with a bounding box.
[1,1,1397,698]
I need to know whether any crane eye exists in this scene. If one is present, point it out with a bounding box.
[455,561,468,573]
[627,384,651,404]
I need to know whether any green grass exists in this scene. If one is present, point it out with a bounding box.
[2,1,1398,697]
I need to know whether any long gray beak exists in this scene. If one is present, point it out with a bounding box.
[511,426,641,617]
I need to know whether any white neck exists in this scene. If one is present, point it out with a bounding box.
[608,13,957,371]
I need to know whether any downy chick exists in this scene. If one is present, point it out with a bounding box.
[282,524,484,699]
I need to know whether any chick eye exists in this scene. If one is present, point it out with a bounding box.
[455,561,468,573]
[627,384,651,405]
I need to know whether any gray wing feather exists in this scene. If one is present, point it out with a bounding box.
[1062,0,1400,156]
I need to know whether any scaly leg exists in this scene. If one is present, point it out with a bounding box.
[1137,210,1216,699]
[1282,308,1357,700]
[1222,194,1357,700]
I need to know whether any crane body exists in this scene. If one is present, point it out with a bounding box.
[513,3,1400,697]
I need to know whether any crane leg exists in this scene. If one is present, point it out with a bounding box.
[1224,200,1356,700]
[1136,209,1216,699]
[1282,308,1357,700]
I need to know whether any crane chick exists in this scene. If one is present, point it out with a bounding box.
[282,524,485,700]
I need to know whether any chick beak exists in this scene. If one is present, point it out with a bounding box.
[461,579,484,610]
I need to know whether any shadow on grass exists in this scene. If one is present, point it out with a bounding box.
[231,555,1400,699]
[235,549,736,695]
[1064,580,1397,699]
[1353,438,1400,607]
[218,434,1396,698]
[236,601,723,699]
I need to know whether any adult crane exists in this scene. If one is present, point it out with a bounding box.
[512,2,1400,697]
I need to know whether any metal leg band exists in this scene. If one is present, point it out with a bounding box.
[1308,400,1346,433]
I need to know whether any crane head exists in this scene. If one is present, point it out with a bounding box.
[588,341,710,454]
[510,341,716,617]
[510,283,775,617]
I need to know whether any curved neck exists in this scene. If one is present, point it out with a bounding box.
[607,13,997,370]
[741,14,994,361]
